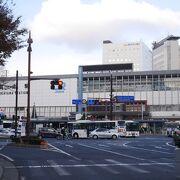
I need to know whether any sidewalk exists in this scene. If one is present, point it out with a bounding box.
[0,156,19,180]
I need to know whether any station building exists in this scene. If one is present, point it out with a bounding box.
[0,63,180,124]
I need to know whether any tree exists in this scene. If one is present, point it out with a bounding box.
[0,0,27,66]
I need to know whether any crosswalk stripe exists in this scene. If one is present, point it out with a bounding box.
[100,166,120,174]
[105,159,150,174]
[47,160,71,176]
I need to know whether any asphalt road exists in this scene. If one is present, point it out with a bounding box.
[0,136,178,180]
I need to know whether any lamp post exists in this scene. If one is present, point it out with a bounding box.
[15,70,18,137]
[110,74,113,120]
[26,31,33,137]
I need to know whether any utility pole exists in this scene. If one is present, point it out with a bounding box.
[26,31,33,137]
[110,74,113,120]
[15,70,18,137]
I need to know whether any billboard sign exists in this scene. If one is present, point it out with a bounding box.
[115,96,135,102]
[72,99,82,105]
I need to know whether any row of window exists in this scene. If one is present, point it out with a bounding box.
[83,76,180,92]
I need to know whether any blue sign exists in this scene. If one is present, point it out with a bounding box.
[115,96,134,102]
[72,99,82,105]
[87,99,95,105]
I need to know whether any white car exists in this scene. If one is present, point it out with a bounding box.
[89,128,119,139]
[0,128,20,139]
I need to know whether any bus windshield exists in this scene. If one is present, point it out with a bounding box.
[126,122,139,131]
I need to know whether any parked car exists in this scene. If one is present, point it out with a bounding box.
[173,128,180,147]
[38,127,61,139]
[0,128,21,139]
[89,128,119,139]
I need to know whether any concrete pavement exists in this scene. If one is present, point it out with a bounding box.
[0,155,19,180]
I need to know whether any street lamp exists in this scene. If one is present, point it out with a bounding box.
[110,74,113,120]
[26,31,33,137]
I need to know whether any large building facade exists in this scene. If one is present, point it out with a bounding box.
[0,64,180,121]
[152,35,180,71]
[102,40,152,71]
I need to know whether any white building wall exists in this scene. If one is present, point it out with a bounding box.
[0,78,77,107]
[153,38,180,70]
[102,41,152,71]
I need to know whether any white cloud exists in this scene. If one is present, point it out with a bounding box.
[31,0,180,51]
[7,0,180,76]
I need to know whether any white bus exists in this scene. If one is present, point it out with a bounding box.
[68,120,139,138]
[118,120,140,137]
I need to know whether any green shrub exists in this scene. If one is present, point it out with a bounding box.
[11,137,21,143]
[11,135,46,145]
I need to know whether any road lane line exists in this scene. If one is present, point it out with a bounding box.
[48,143,80,160]
[5,162,173,169]
[166,142,176,148]
[0,146,4,150]
[65,144,73,148]
[47,160,70,176]
[155,146,169,150]
[123,142,172,154]
[100,166,120,174]
[0,153,14,162]
[98,144,109,148]
[78,143,146,161]
[105,159,149,174]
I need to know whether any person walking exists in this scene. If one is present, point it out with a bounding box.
[61,127,66,140]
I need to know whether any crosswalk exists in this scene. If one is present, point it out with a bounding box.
[5,158,174,179]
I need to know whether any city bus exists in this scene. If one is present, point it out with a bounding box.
[164,121,180,137]
[68,120,139,138]
[118,120,140,137]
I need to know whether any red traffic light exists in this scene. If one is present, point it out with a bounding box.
[57,80,63,86]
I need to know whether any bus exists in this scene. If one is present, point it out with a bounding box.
[68,120,139,138]
[164,121,180,137]
[118,120,140,137]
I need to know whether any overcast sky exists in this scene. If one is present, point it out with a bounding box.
[5,0,180,76]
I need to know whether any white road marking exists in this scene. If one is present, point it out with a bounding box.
[98,144,109,148]
[166,142,176,148]
[48,143,80,160]
[78,143,146,161]
[100,166,120,174]
[20,176,26,180]
[0,153,14,162]
[5,162,173,169]
[47,160,70,176]
[105,159,149,173]
[0,146,4,150]
[155,146,169,150]
[65,144,73,148]
[123,143,172,154]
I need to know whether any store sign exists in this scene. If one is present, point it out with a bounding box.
[0,91,27,95]
[115,96,134,102]
[72,99,82,105]
[87,99,95,105]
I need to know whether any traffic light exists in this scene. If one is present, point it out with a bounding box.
[57,80,63,89]
[50,80,55,89]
